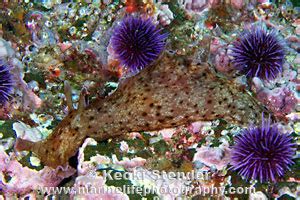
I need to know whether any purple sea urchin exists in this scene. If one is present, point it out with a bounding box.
[230,117,296,182]
[110,16,168,72]
[230,26,285,80]
[0,60,13,104]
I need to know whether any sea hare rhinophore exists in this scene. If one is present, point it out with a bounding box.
[15,54,267,168]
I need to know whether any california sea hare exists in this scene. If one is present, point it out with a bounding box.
[15,54,266,168]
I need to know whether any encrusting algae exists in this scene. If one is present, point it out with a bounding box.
[15,54,267,168]
[0,1,298,198]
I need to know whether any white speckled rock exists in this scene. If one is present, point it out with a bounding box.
[157,4,174,26]
[249,191,268,200]
[0,38,15,58]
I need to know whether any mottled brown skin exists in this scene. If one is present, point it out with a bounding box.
[15,55,266,168]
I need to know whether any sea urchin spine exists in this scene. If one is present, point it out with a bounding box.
[0,60,13,105]
[230,26,285,80]
[230,116,296,182]
[110,16,168,73]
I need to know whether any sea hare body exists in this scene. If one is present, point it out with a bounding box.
[15,55,265,168]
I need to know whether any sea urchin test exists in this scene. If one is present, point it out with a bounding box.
[0,59,14,105]
[111,16,168,73]
[230,26,285,80]
[230,116,296,182]
[15,55,267,168]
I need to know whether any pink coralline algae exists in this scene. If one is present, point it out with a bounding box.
[0,1,297,199]
[25,11,56,46]
[183,0,212,13]
[0,149,75,196]
[210,38,234,74]
[70,175,129,200]
[182,0,249,14]
[15,76,43,110]
[230,0,245,9]
[77,138,107,175]
[188,121,212,134]
[70,138,143,199]
[25,11,44,33]
[193,144,231,170]
[158,128,177,141]
[113,157,147,170]
[253,78,298,119]
[156,4,174,26]
[77,138,147,174]
[210,38,223,54]
[0,38,42,112]
[214,49,231,73]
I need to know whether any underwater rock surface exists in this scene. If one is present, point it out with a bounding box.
[0,0,299,199]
